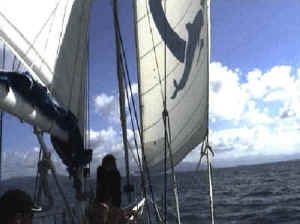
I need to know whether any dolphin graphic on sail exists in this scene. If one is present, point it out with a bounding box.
[149,0,204,99]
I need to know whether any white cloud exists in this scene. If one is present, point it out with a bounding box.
[195,62,300,167]
[264,90,287,101]
[210,62,249,121]
[94,93,120,123]
[242,100,273,125]
[94,83,139,124]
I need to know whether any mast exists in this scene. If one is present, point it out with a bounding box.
[112,0,132,203]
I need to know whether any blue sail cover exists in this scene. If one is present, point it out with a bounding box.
[0,71,91,170]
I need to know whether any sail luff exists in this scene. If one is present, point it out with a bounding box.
[207,0,211,135]
[52,0,92,136]
[133,0,147,168]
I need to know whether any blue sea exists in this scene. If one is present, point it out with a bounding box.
[1,160,300,223]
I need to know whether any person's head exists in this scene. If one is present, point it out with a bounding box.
[102,154,117,171]
[0,189,34,224]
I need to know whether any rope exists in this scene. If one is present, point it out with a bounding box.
[165,113,181,224]
[163,0,168,222]
[126,139,141,170]
[113,5,161,223]
[37,153,54,211]
[112,2,132,203]
[34,129,76,224]
[33,148,42,204]
[114,10,156,224]
[206,152,215,224]
[195,136,215,224]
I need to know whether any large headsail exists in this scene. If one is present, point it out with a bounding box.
[134,0,209,171]
[0,0,92,136]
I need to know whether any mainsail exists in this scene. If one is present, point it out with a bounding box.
[134,0,209,170]
[0,0,93,172]
[0,0,91,137]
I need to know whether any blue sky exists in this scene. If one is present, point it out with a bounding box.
[2,0,300,178]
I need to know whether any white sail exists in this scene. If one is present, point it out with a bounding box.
[134,0,209,170]
[0,0,92,135]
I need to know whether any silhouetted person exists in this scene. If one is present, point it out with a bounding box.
[0,189,34,224]
[96,154,121,208]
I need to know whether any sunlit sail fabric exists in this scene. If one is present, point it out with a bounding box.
[0,0,91,136]
[134,0,209,171]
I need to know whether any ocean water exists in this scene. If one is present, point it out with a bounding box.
[1,160,300,223]
[170,160,300,224]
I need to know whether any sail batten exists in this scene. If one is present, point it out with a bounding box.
[135,0,209,171]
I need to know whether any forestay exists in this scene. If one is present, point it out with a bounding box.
[0,0,92,135]
[134,0,209,171]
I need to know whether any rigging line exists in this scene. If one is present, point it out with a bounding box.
[117,60,152,223]
[119,29,165,224]
[206,139,215,224]
[114,0,145,177]
[165,114,182,224]
[163,0,167,223]
[16,1,61,71]
[2,41,5,69]
[112,0,132,204]
[159,2,181,221]
[34,129,76,224]
[117,24,165,224]
[116,31,142,168]
[40,0,59,72]
[126,139,141,170]
[206,0,215,222]
[33,148,42,204]
[115,7,141,136]
[114,9,160,224]
[37,153,54,212]
[114,14,159,224]
[56,0,70,57]
[145,0,166,103]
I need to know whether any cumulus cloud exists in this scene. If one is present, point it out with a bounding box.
[94,82,139,124]
[198,62,300,167]
[94,93,120,123]
[210,62,249,121]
